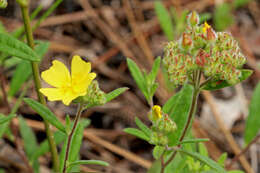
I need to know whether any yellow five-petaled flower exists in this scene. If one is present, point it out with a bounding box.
[203,22,211,33]
[40,55,96,105]
[152,105,162,120]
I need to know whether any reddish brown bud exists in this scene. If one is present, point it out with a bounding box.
[182,33,192,48]
[207,28,217,40]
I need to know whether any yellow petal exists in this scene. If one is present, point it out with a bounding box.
[62,91,79,106]
[71,55,91,78]
[39,88,64,101]
[41,60,71,88]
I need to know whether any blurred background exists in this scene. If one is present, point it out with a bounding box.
[0,0,260,172]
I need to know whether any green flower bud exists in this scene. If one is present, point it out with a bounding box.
[0,0,7,8]
[157,114,177,134]
[187,11,199,27]
[149,131,168,146]
[74,80,106,106]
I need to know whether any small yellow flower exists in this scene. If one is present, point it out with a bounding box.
[40,55,96,105]
[152,105,162,119]
[203,22,211,33]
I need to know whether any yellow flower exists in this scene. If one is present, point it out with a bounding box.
[152,105,162,119]
[39,55,96,105]
[203,22,211,33]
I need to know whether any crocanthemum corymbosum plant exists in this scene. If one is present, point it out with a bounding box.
[24,55,127,173]
[0,0,127,173]
[125,11,251,173]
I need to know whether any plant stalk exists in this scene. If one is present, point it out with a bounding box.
[62,103,85,173]
[160,70,201,173]
[20,4,59,172]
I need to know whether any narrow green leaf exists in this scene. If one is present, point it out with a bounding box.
[105,87,128,103]
[60,119,90,172]
[162,90,181,115]
[32,131,66,160]
[199,143,208,157]
[148,57,161,83]
[0,33,40,61]
[23,98,66,133]
[202,70,252,91]
[154,1,174,40]
[152,146,165,160]
[18,117,39,172]
[8,41,49,96]
[124,128,149,141]
[0,114,10,138]
[233,0,251,9]
[228,171,244,173]
[245,82,260,144]
[0,114,16,124]
[135,117,151,137]
[177,149,227,172]
[18,117,38,159]
[127,58,148,100]
[178,138,209,145]
[214,3,233,31]
[67,160,109,170]
[168,84,194,146]
[9,61,31,96]
[217,153,227,167]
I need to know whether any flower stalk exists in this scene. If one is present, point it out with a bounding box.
[62,103,85,173]
[160,70,201,173]
[19,3,59,172]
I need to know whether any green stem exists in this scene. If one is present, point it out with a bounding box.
[20,4,60,172]
[160,70,201,172]
[62,103,85,173]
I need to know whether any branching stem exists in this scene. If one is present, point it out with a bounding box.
[62,103,85,173]
[19,4,59,172]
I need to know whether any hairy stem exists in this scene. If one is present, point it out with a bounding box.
[160,70,201,172]
[20,4,59,172]
[62,104,85,173]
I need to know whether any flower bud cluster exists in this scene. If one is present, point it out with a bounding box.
[149,105,177,146]
[163,11,246,86]
[74,80,106,106]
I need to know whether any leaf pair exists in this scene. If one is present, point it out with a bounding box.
[127,57,161,104]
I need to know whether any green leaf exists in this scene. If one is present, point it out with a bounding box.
[177,149,227,173]
[8,41,49,96]
[127,58,148,100]
[18,117,38,159]
[228,171,244,173]
[154,1,174,40]
[135,117,151,137]
[168,84,194,146]
[105,87,128,103]
[199,143,208,157]
[32,131,66,160]
[202,70,252,91]
[18,117,39,172]
[23,98,66,133]
[214,3,233,31]
[8,61,31,96]
[0,114,16,124]
[124,128,149,141]
[67,160,109,170]
[178,138,209,145]
[217,153,227,167]
[0,114,10,138]
[60,119,90,172]
[152,146,165,160]
[162,90,181,116]
[0,33,40,61]
[233,0,251,9]
[148,57,161,83]
[199,13,212,24]
[245,82,260,144]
